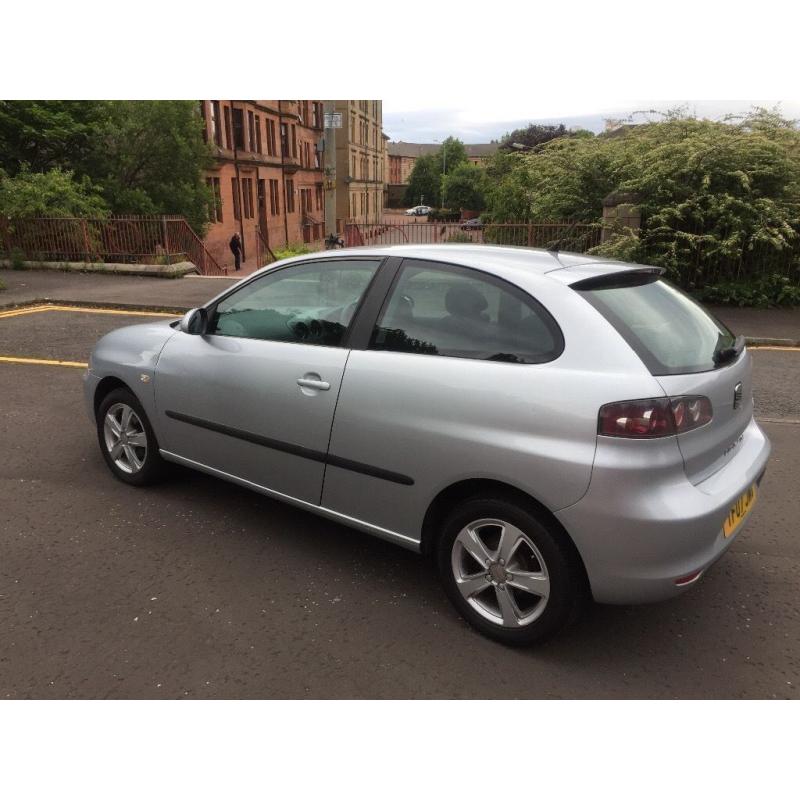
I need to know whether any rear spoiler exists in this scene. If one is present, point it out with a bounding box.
[570,266,666,291]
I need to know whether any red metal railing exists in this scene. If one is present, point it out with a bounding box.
[1,215,227,276]
[343,221,602,251]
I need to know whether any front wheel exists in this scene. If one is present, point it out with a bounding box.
[96,387,165,486]
[436,495,586,646]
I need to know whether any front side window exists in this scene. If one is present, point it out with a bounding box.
[209,259,381,346]
[370,260,563,363]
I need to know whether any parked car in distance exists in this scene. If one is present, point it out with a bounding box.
[460,217,484,231]
[85,245,770,645]
[405,205,432,216]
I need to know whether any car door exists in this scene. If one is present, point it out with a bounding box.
[321,258,594,544]
[153,257,383,505]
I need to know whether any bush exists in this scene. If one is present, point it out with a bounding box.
[10,247,25,269]
[273,243,312,261]
[445,232,472,243]
[427,208,459,222]
[693,273,800,307]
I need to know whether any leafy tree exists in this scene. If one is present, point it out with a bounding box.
[87,101,213,232]
[485,107,800,289]
[0,100,213,232]
[0,166,108,218]
[498,123,572,152]
[0,100,107,175]
[437,136,468,174]
[404,153,441,207]
[441,163,488,211]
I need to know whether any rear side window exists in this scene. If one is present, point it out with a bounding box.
[576,275,736,375]
[369,260,563,364]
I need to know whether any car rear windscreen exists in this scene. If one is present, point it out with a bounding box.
[575,274,736,375]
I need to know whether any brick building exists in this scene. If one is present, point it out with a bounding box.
[333,100,387,225]
[386,141,499,207]
[199,100,325,272]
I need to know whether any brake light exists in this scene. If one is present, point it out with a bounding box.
[598,396,712,438]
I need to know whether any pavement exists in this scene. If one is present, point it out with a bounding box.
[0,271,799,698]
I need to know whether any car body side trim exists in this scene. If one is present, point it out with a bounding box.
[164,409,415,486]
[158,449,421,551]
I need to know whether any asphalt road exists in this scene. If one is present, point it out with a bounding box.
[1,295,799,698]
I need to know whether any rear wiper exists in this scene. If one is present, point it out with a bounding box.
[713,334,745,366]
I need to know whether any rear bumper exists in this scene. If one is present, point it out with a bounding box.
[556,416,771,604]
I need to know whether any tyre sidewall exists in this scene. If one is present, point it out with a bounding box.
[96,387,162,486]
[436,496,581,646]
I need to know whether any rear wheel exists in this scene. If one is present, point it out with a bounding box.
[96,388,165,486]
[436,495,586,645]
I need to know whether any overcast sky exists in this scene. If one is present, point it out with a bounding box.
[383,100,800,143]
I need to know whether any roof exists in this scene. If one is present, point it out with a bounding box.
[261,244,630,288]
[387,141,499,159]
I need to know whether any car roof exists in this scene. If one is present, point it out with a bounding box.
[270,244,636,285]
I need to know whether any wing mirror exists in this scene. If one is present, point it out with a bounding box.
[179,307,208,335]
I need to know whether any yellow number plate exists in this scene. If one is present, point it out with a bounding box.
[723,484,757,538]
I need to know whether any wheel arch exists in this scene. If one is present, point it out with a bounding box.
[420,478,589,581]
[93,376,135,417]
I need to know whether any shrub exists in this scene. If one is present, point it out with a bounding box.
[693,272,800,307]
[273,243,312,261]
[445,232,472,243]
[10,247,25,269]
[427,208,459,222]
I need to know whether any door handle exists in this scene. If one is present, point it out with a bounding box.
[297,377,331,391]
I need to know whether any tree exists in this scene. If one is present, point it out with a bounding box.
[498,123,572,152]
[87,101,213,232]
[405,153,441,207]
[484,108,800,288]
[441,163,487,212]
[0,166,108,218]
[0,100,107,175]
[0,101,213,232]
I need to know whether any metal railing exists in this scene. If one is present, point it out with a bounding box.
[343,221,602,251]
[254,226,277,269]
[0,215,227,276]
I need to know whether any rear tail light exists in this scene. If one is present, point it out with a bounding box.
[598,396,712,438]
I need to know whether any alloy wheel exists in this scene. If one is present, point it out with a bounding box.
[451,518,550,627]
[103,402,148,474]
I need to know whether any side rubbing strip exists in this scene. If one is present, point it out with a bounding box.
[165,410,414,486]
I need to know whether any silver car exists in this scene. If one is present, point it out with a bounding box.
[84,245,770,645]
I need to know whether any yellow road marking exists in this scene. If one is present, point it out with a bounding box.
[749,346,800,352]
[0,355,88,368]
[0,304,178,319]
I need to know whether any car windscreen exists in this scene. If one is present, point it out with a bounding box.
[575,274,736,375]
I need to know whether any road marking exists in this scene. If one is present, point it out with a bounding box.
[749,346,800,352]
[0,304,178,319]
[0,355,88,368]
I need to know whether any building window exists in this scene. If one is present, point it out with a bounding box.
[232,107,245,150]
[311,102,318,129]
[351,153,356,179]
[266,119,276,156]
[315,184,323,211]
[285,179,295,213]
[199,102,208,142]
[247,110,256,152]
[242,177,254,219]
[280,123,289,157]
[291,125,297,158]
[314,145,320,169]
[205,177,222,223]
[231,177,241,220]
[255,115,262,154]
[269,179,280,215]
[210,101,222,147]
[223,105,232,150]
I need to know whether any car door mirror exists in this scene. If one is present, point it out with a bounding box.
[179,307,207,335]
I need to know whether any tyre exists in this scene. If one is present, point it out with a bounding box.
[436,494,586,646]
[96,387,165,486]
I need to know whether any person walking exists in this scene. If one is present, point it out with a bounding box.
[229,232,242,271]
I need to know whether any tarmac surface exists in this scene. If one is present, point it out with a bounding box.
[0,270,799,698]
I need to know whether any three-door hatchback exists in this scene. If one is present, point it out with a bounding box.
[85,245,770,645]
